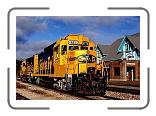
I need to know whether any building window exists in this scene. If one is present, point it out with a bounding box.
[128,56,134,58]
[97,51,100,57]
[114,67,120,76]
[125,43,129,51]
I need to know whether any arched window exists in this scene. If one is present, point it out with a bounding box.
[125,43,129,51]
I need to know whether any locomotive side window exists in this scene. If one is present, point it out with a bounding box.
[61,45,67,54]
[69,46,79,50]
[90,47,93,50]
[23,63,25,66]
[54,46,59,58]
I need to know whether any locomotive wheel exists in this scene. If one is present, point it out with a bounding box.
[49,78,54,88]
[72,78,107,95]
[28,77,34,83]
[96,78,107,95]
[36,77,41,85]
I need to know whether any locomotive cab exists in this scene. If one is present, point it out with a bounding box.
[53,34,107,94]
[58,34,97,78]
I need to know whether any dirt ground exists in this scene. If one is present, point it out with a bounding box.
[16,81,83,100]
[16,93,29,100]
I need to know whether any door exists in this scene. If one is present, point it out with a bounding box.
[127,67,135,81]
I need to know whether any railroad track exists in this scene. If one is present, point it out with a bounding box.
[82,95,122,100]
[16,80,139,100]
[107,85,140,95]
[16,80,124,100]
[45,85,122,100]
[52,89,122,100]
[16,80,93,100]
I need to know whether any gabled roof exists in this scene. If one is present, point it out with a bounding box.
[97,33,140,61]
[97,44,111,54]
[128,33,140,51]
[117,36,128,53]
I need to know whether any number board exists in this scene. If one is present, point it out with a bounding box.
[68,40,78,45]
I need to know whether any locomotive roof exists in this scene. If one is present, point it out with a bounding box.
[53,34,94,47]
[44,41,56,53]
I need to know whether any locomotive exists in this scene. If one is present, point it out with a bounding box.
[17,34,107,94]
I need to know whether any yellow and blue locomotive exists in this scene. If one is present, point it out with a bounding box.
[18,34,107,94]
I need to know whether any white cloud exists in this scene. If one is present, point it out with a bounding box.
[50,16,128,27]
[16,40,51,59]
[16,16,139,59]
[16,16,47,43]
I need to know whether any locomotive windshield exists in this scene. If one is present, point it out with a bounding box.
[69,46,79,50]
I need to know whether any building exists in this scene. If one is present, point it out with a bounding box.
[96,33,140,81]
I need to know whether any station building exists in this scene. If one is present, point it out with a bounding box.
[96,33,140,81]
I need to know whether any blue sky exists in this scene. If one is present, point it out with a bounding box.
[16,16,140,59]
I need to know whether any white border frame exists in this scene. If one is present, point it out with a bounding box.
[7,7,149,111]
